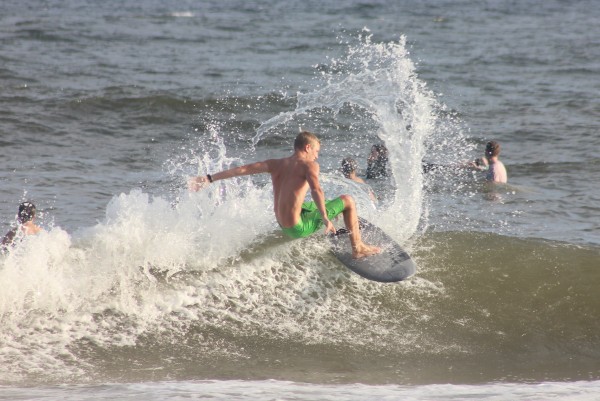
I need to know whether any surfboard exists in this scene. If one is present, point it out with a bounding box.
[329,217,416,282]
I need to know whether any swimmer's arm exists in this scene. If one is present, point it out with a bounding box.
[188,160,272,191]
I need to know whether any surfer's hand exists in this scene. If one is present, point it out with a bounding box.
[323,219,336,235]
[187,176,210,192]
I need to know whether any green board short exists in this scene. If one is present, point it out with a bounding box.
[280,197,345,239]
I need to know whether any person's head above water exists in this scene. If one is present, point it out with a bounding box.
[370,144,388,159]
[485,141,501,159]
[341,157,359,178]
[366,144,389,179]
[17,202,36,224]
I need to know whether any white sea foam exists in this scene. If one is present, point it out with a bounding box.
[0,177,420,382]
[5,379,600,401]
[0,35,448,384]
[170,12,194,18]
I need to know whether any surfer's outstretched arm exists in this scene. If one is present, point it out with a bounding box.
[188,160,272,192]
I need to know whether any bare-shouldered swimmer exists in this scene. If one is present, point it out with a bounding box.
[2,201,42,247]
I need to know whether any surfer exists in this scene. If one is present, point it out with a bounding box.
[188,131,381,259]
[1,201,42,247]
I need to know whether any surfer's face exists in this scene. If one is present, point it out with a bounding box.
[307,142,320,161]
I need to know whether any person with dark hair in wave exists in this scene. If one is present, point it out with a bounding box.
[2,201,42,247]
[341,157,366,184]
[366,144,389,179]
[341,157,377,202]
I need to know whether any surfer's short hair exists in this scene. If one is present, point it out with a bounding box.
[18,202,36,223]
[294,131,320,150]
[485,141,501,157]
[341,157,358,178]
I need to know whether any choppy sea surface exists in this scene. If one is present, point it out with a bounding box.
[1,0,599,400]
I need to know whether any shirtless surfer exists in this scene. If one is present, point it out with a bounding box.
[188,131,381,259]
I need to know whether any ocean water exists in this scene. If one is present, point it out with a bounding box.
[1,0,599,400]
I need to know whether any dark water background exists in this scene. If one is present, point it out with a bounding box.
[1,0,599,399]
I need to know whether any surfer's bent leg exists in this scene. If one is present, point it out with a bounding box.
[339,194,381,258]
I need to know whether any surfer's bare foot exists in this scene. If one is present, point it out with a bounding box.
[352,243,381,259]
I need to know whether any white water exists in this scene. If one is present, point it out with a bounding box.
[0,35,456,383]
[3,379,600,401]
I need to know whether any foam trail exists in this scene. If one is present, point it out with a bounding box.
[0,175,277,381]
